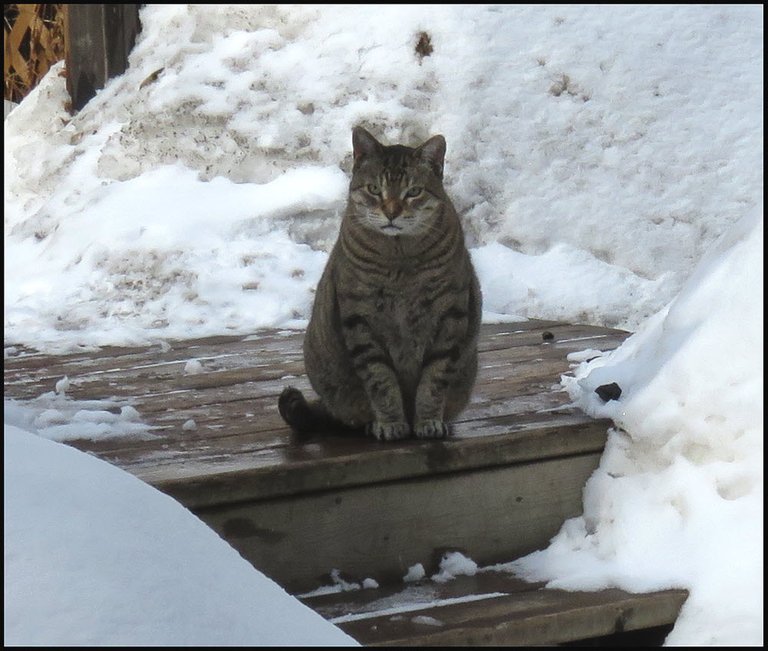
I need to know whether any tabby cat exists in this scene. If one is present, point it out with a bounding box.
[279,127,481,440]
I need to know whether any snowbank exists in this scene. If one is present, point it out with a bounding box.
[509,208,763,645]
[3,424,358,646]
[5,5,762,351]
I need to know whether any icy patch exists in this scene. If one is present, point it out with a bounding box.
[566,348,606,364]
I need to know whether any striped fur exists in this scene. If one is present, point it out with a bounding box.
[280,127,482,440]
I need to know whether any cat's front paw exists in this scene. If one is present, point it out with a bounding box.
[367,421,411,441]
[414,419,449,439]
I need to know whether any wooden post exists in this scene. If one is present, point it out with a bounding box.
[64,4,141,112]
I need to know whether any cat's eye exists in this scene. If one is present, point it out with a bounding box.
[405,186,423,198]
[367,183,382,196]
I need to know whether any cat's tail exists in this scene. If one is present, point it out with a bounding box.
[278,387,360,437]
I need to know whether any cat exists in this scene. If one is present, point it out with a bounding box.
[279,126,481,440]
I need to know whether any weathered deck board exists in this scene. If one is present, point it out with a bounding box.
[301,571,687,646]
[4,321,628,509]
[4,320,689,643]
[196,451,604,590]
[3,321,619,388]
[4,320,633,593]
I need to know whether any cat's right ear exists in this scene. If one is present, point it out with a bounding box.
[352,127,383,163]
[415,135,446,179]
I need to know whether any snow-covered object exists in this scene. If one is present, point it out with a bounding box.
[3,424,359,646]
[510,208,763,645]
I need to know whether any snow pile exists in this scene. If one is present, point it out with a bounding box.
[403,563,427,583]
[183,358,205,375]
[510,208,763,645]
[5,5,763,351]
[431,551,479,584]
[299,569,380,598]
[3,424,359,646]
[4,387,154,443]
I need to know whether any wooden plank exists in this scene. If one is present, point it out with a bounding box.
[104,3,140,78]
[2,318,653,639]
[194,451,604,593]
[2,330,307,394]
[0,320,617,375]
[3,322,628,507]
[302,571,687,646]
[7,6,34,86]
[65,5,106,112]
[0,351,596,418]
[2,322,623,451]
[65,4,140,112]
[125,413,610,508]
[11,350,591,454]
[2,355,579,456]
[2,323,626,408]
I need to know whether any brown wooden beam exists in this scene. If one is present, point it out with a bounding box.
[64,4,140,112]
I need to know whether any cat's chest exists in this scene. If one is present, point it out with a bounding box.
[367,284,437,354]
[337,262,453,354]
[372,285,429,324]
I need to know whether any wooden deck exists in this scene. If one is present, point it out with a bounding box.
[302,570,686,646]
[4,320,687,645]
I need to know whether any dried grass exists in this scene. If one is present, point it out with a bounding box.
[4,4,66,103]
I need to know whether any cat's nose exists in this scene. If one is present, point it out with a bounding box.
[382,199,403,220]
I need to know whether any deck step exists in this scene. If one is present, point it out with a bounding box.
[2,320,689,644]
[300,570,687,646]
[4,320,629,594]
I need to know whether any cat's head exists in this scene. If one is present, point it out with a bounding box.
[347,127,447,237]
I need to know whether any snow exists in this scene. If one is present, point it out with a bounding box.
[4,4,762,646]
[3,424,358,646]
[410,615,444,627]
[508,208,763,645]
[5,5,762,351]
[403,563,427,583]
[297,569,380,600]
[4,389,155,443]
[183,358,204,375]
[327,590,507,626]
[431,551,479,584]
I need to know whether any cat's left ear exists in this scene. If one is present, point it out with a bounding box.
[416,135,446,179]
[352,127,383,162]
